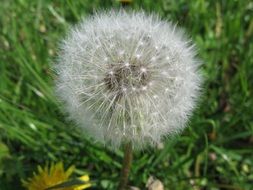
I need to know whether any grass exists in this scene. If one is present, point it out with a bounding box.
[0,0,253,189]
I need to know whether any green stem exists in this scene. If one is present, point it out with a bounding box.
[117,142,133,190]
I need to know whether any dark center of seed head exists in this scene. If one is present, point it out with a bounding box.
[104,62,151,95]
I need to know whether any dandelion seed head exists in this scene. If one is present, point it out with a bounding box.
[55,10,202,150]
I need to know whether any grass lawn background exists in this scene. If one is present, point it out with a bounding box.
[0,0,252,189]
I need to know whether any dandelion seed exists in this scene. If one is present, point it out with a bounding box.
[125,62,130,67]
[140,67,147,73]
[151,57,156,62]
[153,95,158,99]
[119,50,125,56]
[141,86,147,91]
[135,54,141,59]
[122,87,127,92]
[162,71,168,76]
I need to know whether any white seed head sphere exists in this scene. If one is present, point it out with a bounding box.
[55,10,202,150]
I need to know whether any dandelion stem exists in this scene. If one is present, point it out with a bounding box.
[118,142,133,190]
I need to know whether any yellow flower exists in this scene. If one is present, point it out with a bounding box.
[22,162,90,190]
[75,175,91,190]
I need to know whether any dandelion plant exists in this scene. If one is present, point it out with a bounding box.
[55,10,202,189]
